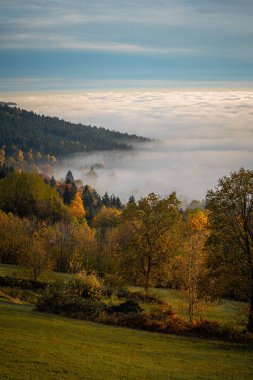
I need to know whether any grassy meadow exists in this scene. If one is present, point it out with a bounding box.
[1,299,253,380]
[1,263,253,379]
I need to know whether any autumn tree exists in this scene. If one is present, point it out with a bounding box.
[43,222,96,273]
[69,192,86,222]
[16,149,24,162]
[0,146,5,167]
[27,149,34,162]
[206,168,253,331]
[179,209,209,322]
[0,211,31,264]
[121,192,181,291]
[19,238,54,280]
[93,206,121,271]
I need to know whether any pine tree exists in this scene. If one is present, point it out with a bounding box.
[49,176,56,187]
[102,192,110,207]
[65,170,75,184]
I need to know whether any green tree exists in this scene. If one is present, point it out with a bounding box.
[0,172,69,223]
[121,192,181,291]
[206,168,253,331]
[63,183,77,205]
[49,176,56,187]
[102,192,110,207]
[82,185,101,225]
[65,170,75,184]
[128,195,136,206]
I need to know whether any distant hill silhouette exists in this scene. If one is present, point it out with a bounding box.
[0,103,149,157]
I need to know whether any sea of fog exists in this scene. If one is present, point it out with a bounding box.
[2,90,253,202]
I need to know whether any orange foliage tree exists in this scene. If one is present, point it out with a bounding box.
[69,192,86,222]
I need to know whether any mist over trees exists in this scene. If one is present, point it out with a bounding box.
[0,104,252,331]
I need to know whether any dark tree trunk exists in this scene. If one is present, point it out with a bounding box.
[248,287,253,332]
[144,256,151,292]
[144,272,150,292]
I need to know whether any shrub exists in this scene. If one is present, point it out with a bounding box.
[36,283,105,320]
[103,274,127,297]
[108,300,143,314]
[187,320,247,342]
[149,304,175,320]
[105,312,149,329]
[36,282,69,313]
[0,276,47,290]
[69,271,103,300]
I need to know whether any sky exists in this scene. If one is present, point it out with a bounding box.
[0,1,253,201]
[0,0,253,89]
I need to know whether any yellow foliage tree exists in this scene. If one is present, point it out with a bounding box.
[69,192,86,222]
[27,149,34,161]
[0,146,5,167]
[181,209,209,322]
[93,206,121,270]
[17,149,24,162]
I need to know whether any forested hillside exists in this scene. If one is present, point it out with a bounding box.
[0,104,149,157]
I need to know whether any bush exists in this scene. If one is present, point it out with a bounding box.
[105,312,149,329]
[0,276,47,290]
[130,291,164,304]
[108,300,143,314]
[36,283,105,320]
[103,274,127,297]
[187,320,247,342]
[104,307,249,343]
[149,304,175,320]
[69,271,103,300]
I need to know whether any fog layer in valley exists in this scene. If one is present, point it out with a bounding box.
[2,91,253,202]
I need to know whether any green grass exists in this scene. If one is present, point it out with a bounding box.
[131,287,248,326]
[0,263,72,283]
[1,300,253,380]
[0,263,19,277]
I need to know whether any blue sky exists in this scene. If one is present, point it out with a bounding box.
[1,0,253,91]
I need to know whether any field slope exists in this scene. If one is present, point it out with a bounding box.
[1,300,253,380]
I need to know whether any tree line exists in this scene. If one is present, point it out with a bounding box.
[0,104,149,159]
